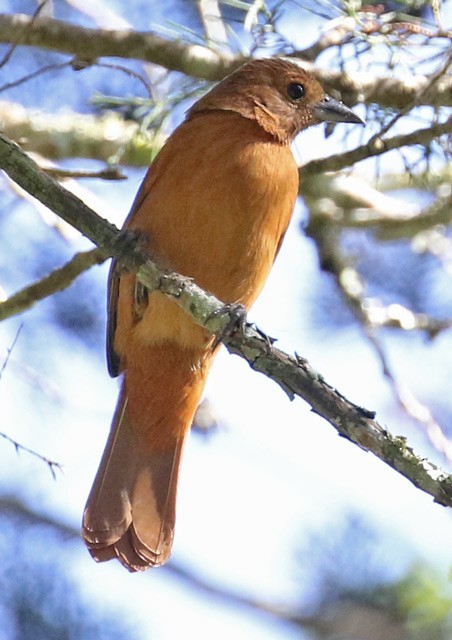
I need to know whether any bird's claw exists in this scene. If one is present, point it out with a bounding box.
[250,323,277,352]
[208,303,247,349]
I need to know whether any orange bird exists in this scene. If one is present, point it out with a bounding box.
[82,58,363,571]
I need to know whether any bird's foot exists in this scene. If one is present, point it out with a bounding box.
[250,323,277,352]
[114,228,150,271]
[207,303,247,349]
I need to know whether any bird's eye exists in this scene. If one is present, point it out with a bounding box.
[287,83,305,100]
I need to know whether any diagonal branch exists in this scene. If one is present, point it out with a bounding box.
[302,115,452,176]
[0,248,107,321]
[0,431,62,478]
[0,131,451,507]
[197,0,229,48]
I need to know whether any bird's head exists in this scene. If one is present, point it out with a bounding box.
[188,58,364,144]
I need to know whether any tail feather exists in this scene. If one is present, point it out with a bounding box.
[82,388,186,571]
[83,341,214,572]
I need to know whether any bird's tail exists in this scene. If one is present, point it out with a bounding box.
[82,343,212,572]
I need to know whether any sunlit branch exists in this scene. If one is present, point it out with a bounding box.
[301,171,452,241]
[0,13,237,81]
[197,0,229,47]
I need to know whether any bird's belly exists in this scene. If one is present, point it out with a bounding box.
[134,204,292,351]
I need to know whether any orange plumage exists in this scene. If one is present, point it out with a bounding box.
[82,58,363,571]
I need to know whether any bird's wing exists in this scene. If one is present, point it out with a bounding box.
[106,260,121,377]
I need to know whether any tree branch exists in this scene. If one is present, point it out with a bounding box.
[0,495,397,636]
[301,171,452,241]
[197,0,229,48]
[305,217,452,461]
[302,115,452,176]
[1,14,452,109]
[0,248,107,321]
[0,13,238,81]
[1,131,452,507]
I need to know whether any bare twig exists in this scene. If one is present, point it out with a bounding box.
[0,131,451,506]
[0,324,22,381]
[0,1,48,69]
[294,16,357,61]
[43,166,127,180]
[0,60,71,94]
[0,431,62,479]
[364,46,452,148]
[0,324,61,477]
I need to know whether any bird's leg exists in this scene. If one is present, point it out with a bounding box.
[114,228,151,273]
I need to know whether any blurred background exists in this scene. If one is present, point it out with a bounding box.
[1,0,452,638]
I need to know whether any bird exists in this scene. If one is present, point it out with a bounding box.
[82,57,364,572]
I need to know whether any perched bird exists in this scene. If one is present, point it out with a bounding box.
[82,57,363,572]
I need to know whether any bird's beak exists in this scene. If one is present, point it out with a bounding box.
[314,95,365,125]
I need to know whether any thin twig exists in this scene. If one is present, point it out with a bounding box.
[365,46,452,149]
[0,61,71,94]
[43,166,127,181]
[0,325,62,477]
[0,324,22,381]
[0,1,49,69]
[0,431,62,479]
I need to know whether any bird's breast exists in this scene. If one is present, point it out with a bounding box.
[131,113,299,306]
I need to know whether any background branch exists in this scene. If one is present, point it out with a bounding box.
[302,115,452,176]
[0,100,163,164]
[0,248,107,321]
[1,13,452,109]
[0,12,237,80]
